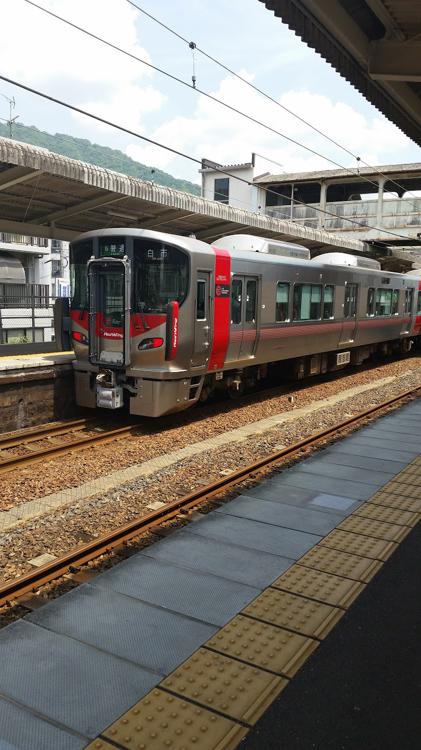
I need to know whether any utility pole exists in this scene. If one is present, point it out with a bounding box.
[0,93,19,138]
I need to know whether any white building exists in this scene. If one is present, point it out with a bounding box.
[200,156,263,213]
[0,234,70,345]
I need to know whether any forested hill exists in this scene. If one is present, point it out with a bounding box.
[0,122,201,196]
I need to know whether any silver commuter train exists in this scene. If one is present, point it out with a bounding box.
[69,229,421,416]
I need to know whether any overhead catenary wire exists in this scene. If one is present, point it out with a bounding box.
[23,0,401,203]
[126,0,421,208]
[0,71,418,243]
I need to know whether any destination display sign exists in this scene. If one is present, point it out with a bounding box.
[99,238,125,258]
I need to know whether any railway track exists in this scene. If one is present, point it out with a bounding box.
[1,383,419,609]
[0,417,136,475]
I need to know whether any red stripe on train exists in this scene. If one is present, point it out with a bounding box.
[209,247,231,369]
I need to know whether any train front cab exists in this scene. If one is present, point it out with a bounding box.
[71,230,216,417]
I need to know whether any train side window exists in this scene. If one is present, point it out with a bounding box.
[391,289,400,315]
[375,288,392,316]
[323,285,334,319]
[418,291,421,313]
[367,287,375,316]
[344,283,358,318]
[231,278,242,324]
[293,284,322,321]
[276,282,289,322]
[196,280,206,320]
[245,279,257,323]
[405,288,414,314]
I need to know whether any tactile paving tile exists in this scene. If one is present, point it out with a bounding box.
[319,529,397,561]
[85,741,117,750]
[337,515,410,543]
[369,489,421,513]
[379,481,421,500]
[161,648,287,725]
[298,544,383,582]
[390,468,421,487]
[242,588,343,639]
[102,688,247,750]
[271,564,365,608]
[205,614,318,678]
[353,502,419,527]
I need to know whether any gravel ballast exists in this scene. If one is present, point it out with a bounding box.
[0,355,420,590]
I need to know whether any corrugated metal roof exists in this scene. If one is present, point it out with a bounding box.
[254,161,421,184]
[0,137,364,253]
[259,0,421,147]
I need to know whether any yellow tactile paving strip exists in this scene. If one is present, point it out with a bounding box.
[205,615,318,678]
[271,565,365,608]
[161,648,287,724]
[319,528,397,561]
[297,544,383,582]
[103,689,247,750]
[85,741,117,750]
[337,515,410,543]
[353,503,419,527]
[85,451,421,750]
[242,588,343,640]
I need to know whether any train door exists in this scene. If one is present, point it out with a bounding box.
[226,275,258,361]
[191,272,211,367]
[88,257,131,367]
[339,282,358,346]
[241,277,258,357]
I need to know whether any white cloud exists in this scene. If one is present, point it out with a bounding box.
[126,73,413,183]
[1,0,165,133]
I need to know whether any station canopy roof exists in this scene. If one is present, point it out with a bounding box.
[259,0,421,147]
[0,137,364,254]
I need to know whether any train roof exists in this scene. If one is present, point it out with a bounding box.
[72,228,417,280]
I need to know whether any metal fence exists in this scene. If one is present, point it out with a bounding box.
[0,283,50,308]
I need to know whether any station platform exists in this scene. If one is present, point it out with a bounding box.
[0,399,420,750]
[0,351,75,432]
[0,351,74,371]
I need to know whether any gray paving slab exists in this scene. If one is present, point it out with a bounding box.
[379,415,421,425]
[139,530,291,588]
[314,451,408,473]
[308,494,360,511]
[354,433,420,451]
[268,471,374,500]
[0,620,158,740]
[365,423,421,438]
[243,482,360,514]
[0,696,86,750]
[185,511,320,559]
[327,441,416,463]
[92,556,260,626]
[295,459,394,486]
[342,434,419,454]
[27,584,216,676]
[215,495,342,536]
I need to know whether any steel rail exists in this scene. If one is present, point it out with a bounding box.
[0,384,419,608]
[0,422,136,475]
[0,418,94,451]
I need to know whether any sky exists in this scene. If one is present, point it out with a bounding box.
[0,0,420,190]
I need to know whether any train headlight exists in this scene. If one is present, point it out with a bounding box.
[138,337,164,350]
[72,331,88,344]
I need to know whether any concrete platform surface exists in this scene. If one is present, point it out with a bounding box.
[0,398,420,749]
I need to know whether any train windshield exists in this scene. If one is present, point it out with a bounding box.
[134,240,189,313]
[70,240,93,309]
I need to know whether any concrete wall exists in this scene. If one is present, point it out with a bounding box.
[0,363,76,432]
